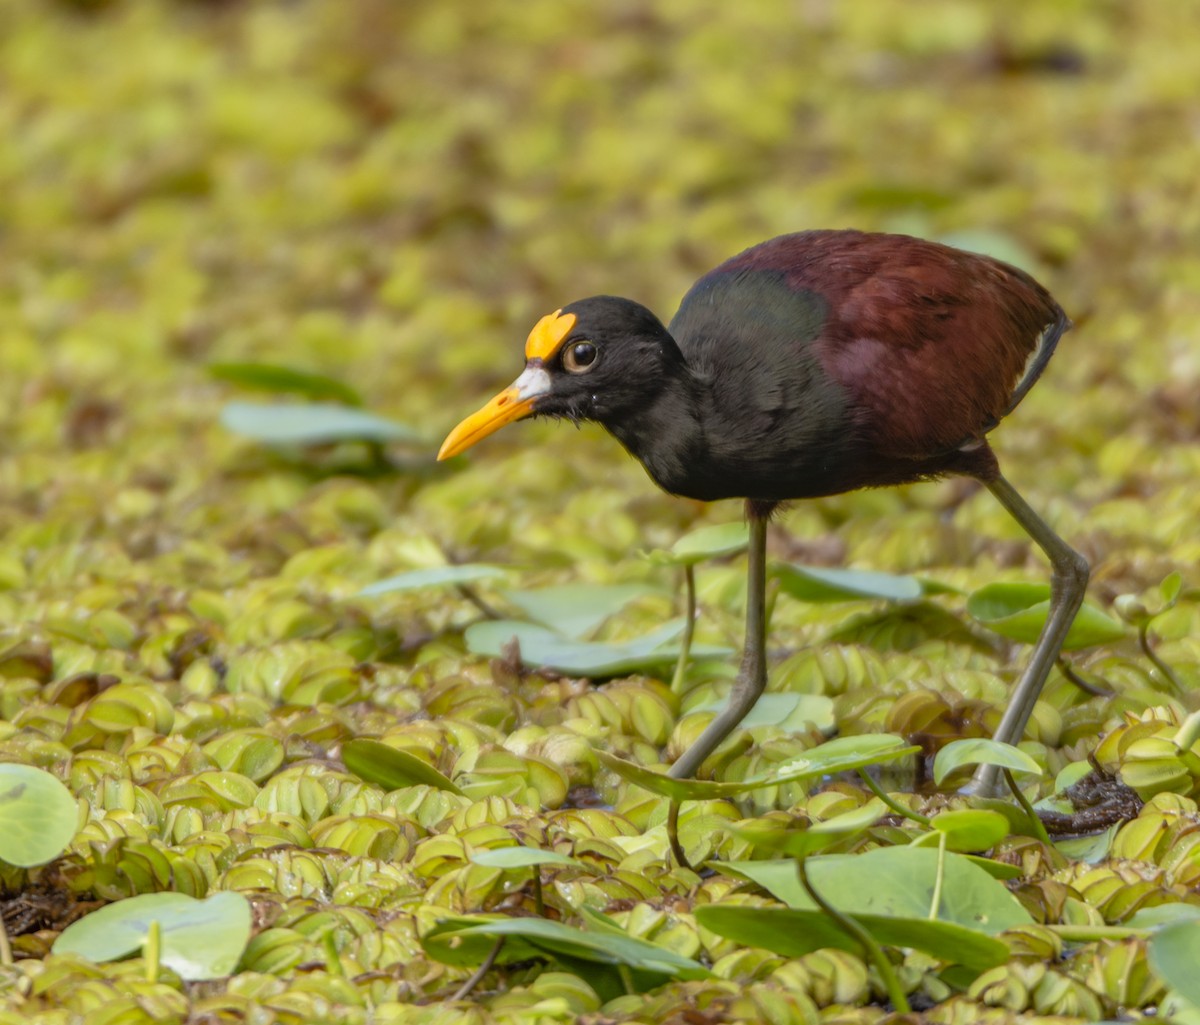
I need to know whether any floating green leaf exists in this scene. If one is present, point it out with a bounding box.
[465,619,729,677]
[1150,920,1200,1010]
[691,692,836,732]
[422,914,710,981]
[723,846,1031,935]
[759,734,920,785]
[1130,905,1200,929]
[502,583,660,638]
[696,904,1010,971]
[53,892,252,980]
[342,739,464,796]
[357,564,507,596]
[731,800,886,858]
[924,809,1011,852]
[647,522,750,566]
[933,738,1043,785]
[774,564,924,603]
[0,763,78,867]
[966,583,1126,649]
[597,734,917,802]
[220,401,422,445]
[209,362,364,406]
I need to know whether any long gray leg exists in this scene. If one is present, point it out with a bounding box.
[964,473,1089,796]
[669,507,769,779]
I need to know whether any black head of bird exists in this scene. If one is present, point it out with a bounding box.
[439,230,1089,794]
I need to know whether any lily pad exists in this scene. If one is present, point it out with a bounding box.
[647,522,750,566]
[933,738,1043,785]
[53,891,252,980]
[1150,920,1200,1010]
[731,800,887,858]
[465,619,729,677]
[966,583,1126,649]
[774,564,924,603]
[924,809,1011,852]
[759,734,921,785]
[0,763,78,867]
[597,734,918,802]
[696,904,1009,971]
[692,692,836,732]
[422,914,710,981]
[342,739,465,796]
[357,564,507,596]
[502,583,660,638]
[723,845,1031,935]
[219,401,422,446]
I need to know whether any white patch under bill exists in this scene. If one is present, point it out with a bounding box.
[514,365,552,401]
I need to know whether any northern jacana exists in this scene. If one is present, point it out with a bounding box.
[439,230,1088,795]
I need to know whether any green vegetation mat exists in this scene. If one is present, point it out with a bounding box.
[1,1,1199,1022]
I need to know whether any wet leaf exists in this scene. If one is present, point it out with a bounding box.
[53,891,252,980]
[0,764,78,867]
[422,914,710,981]
[1150,920,1200,1009]
[933,738,1043,785]
[342,739,465,796]
[723,845,1031,934]
[357,564,507,596]
[697,903,1010,970]
[925,809,1011,852]
[731,800,887,858]
[219,401,422,445]
[647,522,750,565]
[502,583,660,638]
[598,734,917,801]
[966,583,1126,649]
[774,564,924,603]
[465,619,730,677]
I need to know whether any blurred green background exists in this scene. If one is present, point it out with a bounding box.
[3,0,1198,585]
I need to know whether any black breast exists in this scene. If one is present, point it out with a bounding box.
[663,269,862,501]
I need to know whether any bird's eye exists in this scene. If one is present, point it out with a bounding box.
[562,341,598,373]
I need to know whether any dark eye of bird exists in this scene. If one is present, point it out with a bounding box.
[562,341,598,373]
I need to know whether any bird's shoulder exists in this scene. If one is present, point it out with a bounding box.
[671,230,1065,459]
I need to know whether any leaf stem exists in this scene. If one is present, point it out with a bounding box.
[671,566,696,695]
[0,917,11,968]
[1003,769,1050,845]
[667,800,693,871]
[928,831,946,921]
[450,937,503,1001]
[531,869,545,917]
[1139,622,1184,697]
[1055,657,1111,698]
[796,858,910,1014]
[857,769,931,826]
[144,919,161,984]
[456,584,504,620]
[617,963,636,995]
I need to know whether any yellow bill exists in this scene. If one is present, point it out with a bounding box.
[438,364,552,460]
